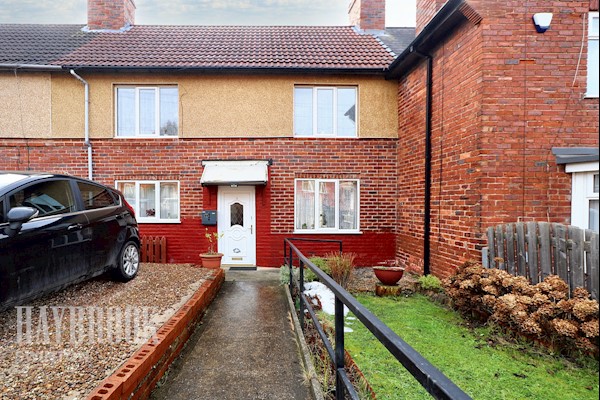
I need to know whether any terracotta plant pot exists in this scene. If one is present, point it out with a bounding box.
[200,253,223,269]
[373,267,405,286]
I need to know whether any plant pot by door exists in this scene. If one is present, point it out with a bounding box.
[373,267,405,286]
[200,253,223,269]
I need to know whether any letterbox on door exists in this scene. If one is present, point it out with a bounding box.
[201,210,217,225]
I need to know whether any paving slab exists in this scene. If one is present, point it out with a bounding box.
[151,267,312,400]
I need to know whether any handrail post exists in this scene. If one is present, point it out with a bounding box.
[299,260,305,330]
[288,246,294,295]
[335,296,345,400]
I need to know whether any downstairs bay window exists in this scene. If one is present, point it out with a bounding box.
[116,181,180,223]
[295,179,359,233]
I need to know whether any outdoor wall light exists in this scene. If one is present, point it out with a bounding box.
[532,13,553,33]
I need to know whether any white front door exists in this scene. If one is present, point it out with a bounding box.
[217,186,256,265]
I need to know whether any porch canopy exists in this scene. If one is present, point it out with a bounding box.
[200,160,269,186]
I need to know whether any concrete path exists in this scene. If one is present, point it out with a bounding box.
[151,267,312,400]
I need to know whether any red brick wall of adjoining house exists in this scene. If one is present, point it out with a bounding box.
[415,0,447,34]
[0,138,398,267]
[478,0,599,226]
[397,0,599,279]
[397,20,485,279]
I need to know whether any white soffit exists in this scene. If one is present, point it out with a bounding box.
[200,160,269,186]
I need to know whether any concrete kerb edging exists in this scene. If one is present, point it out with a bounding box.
[284,285,325,400]
[86,268,226,400]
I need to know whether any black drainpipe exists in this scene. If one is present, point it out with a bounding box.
[414,49,433,276]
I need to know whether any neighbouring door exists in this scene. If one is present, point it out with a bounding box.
[217,186,256,265]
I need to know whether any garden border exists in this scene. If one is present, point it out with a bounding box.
[86,268,225,400]
[284,285,325,400]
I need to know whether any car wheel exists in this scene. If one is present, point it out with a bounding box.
[114,241,139,281]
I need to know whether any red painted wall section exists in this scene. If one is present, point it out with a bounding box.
[0,138,398,267]
[396,0,599,279]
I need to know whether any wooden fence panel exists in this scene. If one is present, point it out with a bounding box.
[487,227,495,265]
[486,222,598,300]
[516,223,527,277]
[554,223,569,285]
[496,225,505,270]
[506,224,516,275]
[568,226,584,290]
[538,223,553,279]
[589,230,599,300]
[140,236,167,263]
[526,222,539,283]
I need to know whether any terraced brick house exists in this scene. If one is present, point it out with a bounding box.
[1,0,598,277]
[0,0,413,267]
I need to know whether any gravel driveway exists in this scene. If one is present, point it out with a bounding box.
[0,263,213,400]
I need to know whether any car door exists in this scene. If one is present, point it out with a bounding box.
[1,178,91,305]
[75,180,124,273]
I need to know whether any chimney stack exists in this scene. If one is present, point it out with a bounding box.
[87,0,136,31]
[349,0,386,31]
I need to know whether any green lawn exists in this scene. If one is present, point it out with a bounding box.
[344,294,599,400]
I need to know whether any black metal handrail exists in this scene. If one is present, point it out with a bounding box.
[284,238,472,400]
[283,237,342,267]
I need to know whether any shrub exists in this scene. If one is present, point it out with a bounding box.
[310,256,331,275]
[279,264,318,285]
[444,261,599,357]
[325,252,356,290]
[418,275,443,292]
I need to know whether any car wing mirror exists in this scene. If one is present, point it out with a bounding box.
[5,206,39,238]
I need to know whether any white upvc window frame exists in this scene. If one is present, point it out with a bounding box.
[587,12,599,98]
[567,162,599,232]
[115,86,179,138]
[294,178,360,233]
[115,180,180,223]
[293,86,358,138]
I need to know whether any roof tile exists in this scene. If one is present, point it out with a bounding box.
[0,24,397,71]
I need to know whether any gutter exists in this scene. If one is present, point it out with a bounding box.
[0,63,63,71]
[69,70,93,180]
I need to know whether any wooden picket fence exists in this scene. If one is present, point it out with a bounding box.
[140,236,167,263]
[485,222,599,300]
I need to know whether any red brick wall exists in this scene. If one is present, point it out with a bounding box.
[397,0,599,278]
[416,0,447,34]
[0,138,397,267]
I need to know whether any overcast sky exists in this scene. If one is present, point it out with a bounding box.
[0,0,416,27]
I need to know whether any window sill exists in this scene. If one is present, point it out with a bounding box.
[138,219,181,224]
[293,135,358,139]
[114,136,179,139]
[292,230,363,235]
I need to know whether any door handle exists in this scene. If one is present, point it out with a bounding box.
[251,225,253,234]
[68,224,83,231]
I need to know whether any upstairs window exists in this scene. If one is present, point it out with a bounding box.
[294,86,357,137]
[588,12,599,97]
[116,86,178,137]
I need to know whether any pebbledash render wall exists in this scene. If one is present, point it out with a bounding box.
[397,0,600,278]
[0,138,398,266]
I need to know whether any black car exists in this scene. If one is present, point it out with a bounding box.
[0,172,140,310]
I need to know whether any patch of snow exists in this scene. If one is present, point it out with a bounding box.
[303,281,349,316]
